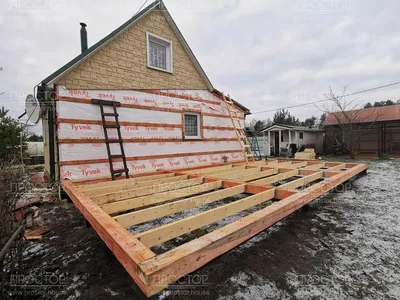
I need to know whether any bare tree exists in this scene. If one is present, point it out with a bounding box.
[319,87,386,159]
[0,162,25,298]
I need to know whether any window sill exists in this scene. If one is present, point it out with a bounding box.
[183,137,202,140]
[147,65,173,74]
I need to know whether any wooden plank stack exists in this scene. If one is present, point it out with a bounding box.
[295,148,316,160]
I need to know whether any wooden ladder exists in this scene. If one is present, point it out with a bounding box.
[222,93,255,164]
[91,99,129,180]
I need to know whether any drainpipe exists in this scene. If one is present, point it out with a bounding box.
[80,22,88,53]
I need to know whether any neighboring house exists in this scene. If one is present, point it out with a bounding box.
[324,105,400,155]
[36,0,249,181]
[261,124,324,156]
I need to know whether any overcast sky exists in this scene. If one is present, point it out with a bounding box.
[1,0,400,133]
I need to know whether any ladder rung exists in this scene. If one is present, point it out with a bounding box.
[104,124,120,129]
[102,112,118,117]
[238,135,247,138]
[246,154,254,157]
[112,168,129,175]
[110,154,124,159]
[243,145,251,148]
[107,139,123,143]
[92,99,121,106]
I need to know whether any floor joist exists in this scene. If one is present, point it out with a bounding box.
[114,184,246,227]
[63,159,368,297]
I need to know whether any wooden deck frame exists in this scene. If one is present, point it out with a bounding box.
[62,159,367,297]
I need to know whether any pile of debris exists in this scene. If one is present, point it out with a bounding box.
[14,172,57,240]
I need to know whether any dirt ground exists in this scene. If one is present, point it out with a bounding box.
[9,158,400,300]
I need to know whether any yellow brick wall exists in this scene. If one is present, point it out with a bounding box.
[56,9,208,90]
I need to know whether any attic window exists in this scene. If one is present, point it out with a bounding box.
[146,33,173,73]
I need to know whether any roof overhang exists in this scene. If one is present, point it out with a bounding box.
[261,124,293,132]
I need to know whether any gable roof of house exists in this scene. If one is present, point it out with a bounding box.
[261,124,323,132]
[42,1,212,88]
[40,0,250,114]
[323,105,400,126]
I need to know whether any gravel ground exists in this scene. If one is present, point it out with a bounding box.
[9,158,400,300]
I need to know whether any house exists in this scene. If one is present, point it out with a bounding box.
[261,124,324,157]
[35,0,249,181]
[323,105,400,155]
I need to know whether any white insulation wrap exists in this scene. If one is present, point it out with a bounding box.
[57,86,244,117]
[203,115,244,128]
[57,101,182,124]
[60,152,244,180]
[56,87,247,180]
[58,123,182,140]
[203,128,237,139]
[159,89,221,102]
[59,141,241,162]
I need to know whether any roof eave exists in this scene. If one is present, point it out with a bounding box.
[212,89,251,115]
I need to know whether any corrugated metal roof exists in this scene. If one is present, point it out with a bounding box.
[324,105,400,126]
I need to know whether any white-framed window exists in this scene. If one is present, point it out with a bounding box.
[299,131,304,139]
[146,32,173,73]
[183,113,201,139]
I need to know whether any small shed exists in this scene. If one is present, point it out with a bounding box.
[323,105,400,155]
[261,124,324,157]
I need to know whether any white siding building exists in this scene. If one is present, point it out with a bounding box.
[261,124,324,156]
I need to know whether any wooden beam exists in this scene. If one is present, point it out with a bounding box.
[303,163,325,170]
[78,173,176,191]
[215,167,262,179]
[135,189,275,247]
[114,185,246,227]
[101,181,223,215]
[250,159,279,166]
[327,163,347,171]
[185,165,233,174]
[251,169,299,185]
[279,171,323,190]
[62,180,155,296]
[138,163,368,296]
[197,165,247,176]
[265,161,294,167]
[229,168,278,182]
[289,161,308,168]
[82,175,189,196]
[92,177,204,205]
[323,171,342,177]
[299,169,320,176]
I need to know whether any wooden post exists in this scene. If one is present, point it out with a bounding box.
[378,124,381,156]
[267,131,271,156]
[383,123,387,153]
[278,130,281,156]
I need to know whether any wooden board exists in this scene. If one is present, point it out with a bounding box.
[63,159,368,297]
